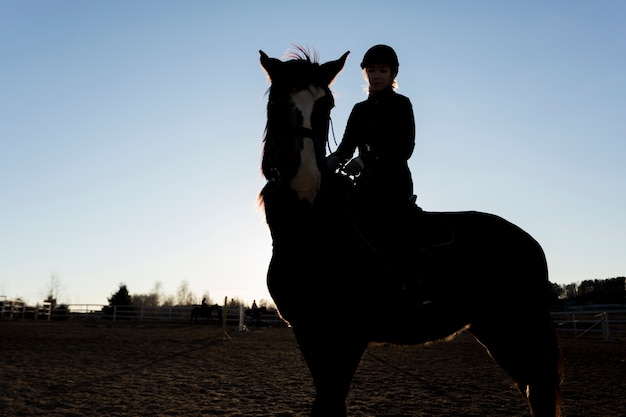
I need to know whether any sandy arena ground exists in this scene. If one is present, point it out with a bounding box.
[0,320,624,417]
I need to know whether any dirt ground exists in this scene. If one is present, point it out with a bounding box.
[0,320,624,417]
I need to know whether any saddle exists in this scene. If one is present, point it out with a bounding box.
[410,205,455,251]
[350,195,455,305]
[353,194,455,254]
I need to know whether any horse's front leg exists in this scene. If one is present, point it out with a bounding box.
[293,326,367,417]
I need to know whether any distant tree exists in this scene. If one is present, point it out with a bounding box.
[176,279,195,306]
[564,283,577,299]
[43,272,64,309]
[552,276,626,307]
[225,297,245,308]
[108,284,132,305]
[549,282,562,304]
[132,293,159,307]
[161,295,175,306]
[130,281,166,307]
[604,276,626,304]
[580,277,625,304]
[577,279,596,302]
[103,283,134,319]
[257,298,277,310]
[149,281,164,306]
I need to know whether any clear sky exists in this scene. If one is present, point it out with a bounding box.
[1,1,624,308]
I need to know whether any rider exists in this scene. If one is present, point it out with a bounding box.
[327,44,427,303]
[327,44,416,215]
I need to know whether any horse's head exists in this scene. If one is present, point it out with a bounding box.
[260,47,349,205]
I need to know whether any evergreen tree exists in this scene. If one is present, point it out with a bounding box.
[103,283,134,319]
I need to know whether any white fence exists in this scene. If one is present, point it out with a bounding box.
[5,302,626,340]
[551,307,626,341]
[63,304,288,327]
[0,298,26,318]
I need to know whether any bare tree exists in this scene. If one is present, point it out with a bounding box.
[161,295,175,306]
[226,296,245,308]
[150,281,164,306]
[132,293,159,306]
[258,298,277,310]
[43,272,64,307]
[176,279,195,306]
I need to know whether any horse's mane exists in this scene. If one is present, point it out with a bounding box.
[260,45,319,94]
[283,44,319,63]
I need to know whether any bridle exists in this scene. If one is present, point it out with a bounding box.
[263,126,325,185]
[262,83,332,186]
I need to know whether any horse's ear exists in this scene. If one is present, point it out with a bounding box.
[260,50,283,81]
[321,51,350,85]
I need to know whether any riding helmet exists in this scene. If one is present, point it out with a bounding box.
[360,44,399,70]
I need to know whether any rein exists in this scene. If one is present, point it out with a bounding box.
[327,116,338,154]
[264,126,322,184]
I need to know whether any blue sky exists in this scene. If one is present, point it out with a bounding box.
[1,1,624,308]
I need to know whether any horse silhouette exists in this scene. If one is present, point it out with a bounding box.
[258,47,562,417]
[190,303,222,325]
[244,306,268,327]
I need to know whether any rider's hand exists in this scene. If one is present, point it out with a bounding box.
[327,154,342,172]
[344,156,364,176]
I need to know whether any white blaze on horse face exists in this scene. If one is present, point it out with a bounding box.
[289,85,326,204]
[291,85,325,129]
[290,138,319,204]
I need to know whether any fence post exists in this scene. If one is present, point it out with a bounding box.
[571,312,578,335]
[222,296,231,340]
[602,312,612,342]
[238,305,248,332]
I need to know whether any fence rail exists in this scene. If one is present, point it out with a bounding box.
[3,302,626,340]
[62,304,288,327]
[0,298,26,319]
[551,308,626,341]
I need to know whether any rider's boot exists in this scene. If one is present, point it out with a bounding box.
[396,197,431,306]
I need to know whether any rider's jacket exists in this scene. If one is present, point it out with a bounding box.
[331,87,415,208]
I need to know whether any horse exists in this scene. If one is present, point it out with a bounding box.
[244,306,268,327]
[190,303,222,325]
[258,47,563,417]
